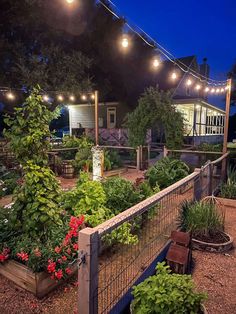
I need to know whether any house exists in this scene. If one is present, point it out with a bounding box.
[68,56,226,146]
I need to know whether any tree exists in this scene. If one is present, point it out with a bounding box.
[125,87,184,149]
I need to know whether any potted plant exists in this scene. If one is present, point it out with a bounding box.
[131,262,207,314]
[179,198,233,252]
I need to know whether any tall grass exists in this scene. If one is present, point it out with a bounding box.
[179,201,224,238]
[220,166,236,199]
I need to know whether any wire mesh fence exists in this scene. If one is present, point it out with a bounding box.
[78,153,229,314]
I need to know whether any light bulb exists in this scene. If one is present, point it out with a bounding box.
[195,84,201,90]
[6,92,15,100]
[216,88,220,93]
[186,79,192,86]
[221,88,225,93]
[205,87,209,92]
[69,95,75,102]
[66,0,74,4]
[43,95,49,102]
[91,94,95,100]
[57,95,64,102]
[211,88,216,93]
[121,37,129,48]
[153,59,160,68]
[81,95,87,101]
[171,72,177,80]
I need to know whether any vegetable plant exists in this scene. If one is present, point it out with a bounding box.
[146,157,189,189]
[131,262,207,314]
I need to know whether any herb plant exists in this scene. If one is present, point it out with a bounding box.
[146,157,189,189]
[131,262,207,314]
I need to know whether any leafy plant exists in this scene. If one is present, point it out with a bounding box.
[102,177,142,214]
[131,262,207,314]
[220,166,236,199]
[61,136,93,160]
[125,87,184,149]
[179,201,224,239]
[146,157,189,189]
[0,170,20,196]
[198,143,222,152]
[4,87,59,167]
[10,162,63,239]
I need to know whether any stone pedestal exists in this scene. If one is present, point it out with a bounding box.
[92,146,104,181]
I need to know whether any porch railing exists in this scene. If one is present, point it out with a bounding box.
[78,153,227,314]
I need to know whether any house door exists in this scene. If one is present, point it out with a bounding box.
[107,107,116,129]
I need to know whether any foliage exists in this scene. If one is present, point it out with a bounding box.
[146,157,189,189]
[131,262,207,314]
[179,201,224,238]
[4,88,59,167]
[125,87,184,148]
[102,177,142,214]
[0,170,20,196]
[0,214,84,277]
[10,162,63,239]
[220,166,236,199]
[198,143,222,152]
[62,172,138,244]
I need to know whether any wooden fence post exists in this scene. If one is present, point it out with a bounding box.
[163,146,168,158]
[136,146,141,171]
[208,163,213,196]
[193,168,202,201]
[78,228,99,314]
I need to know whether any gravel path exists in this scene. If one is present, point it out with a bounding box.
[193,206,236,314]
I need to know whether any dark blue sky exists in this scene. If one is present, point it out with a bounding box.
[114,0,236,80]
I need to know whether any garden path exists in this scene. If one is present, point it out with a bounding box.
[193,205,236,314]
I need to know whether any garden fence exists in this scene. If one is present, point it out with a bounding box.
[78,153,229,314]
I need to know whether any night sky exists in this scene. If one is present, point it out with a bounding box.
[114,0,236,112]
[114,0,236,78]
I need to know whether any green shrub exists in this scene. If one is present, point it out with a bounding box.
[11,162,63,239]
[60,135,93,160]
[220,166,236,199]
[102,177,142,214]
[179,201,224,238]
[62,173,138,244]
[131,262,207,314]
[146,157,189,189]
[0,171,21,196]
[198,143,222,152]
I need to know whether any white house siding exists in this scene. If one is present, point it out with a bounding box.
[69,105,95,129]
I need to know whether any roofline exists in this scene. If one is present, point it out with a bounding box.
[173,98,226,114]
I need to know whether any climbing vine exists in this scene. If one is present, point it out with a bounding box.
[126,87,184,149]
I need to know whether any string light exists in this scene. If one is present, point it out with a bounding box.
[57,95,64,102]
[43,95,49,102]
[221,88,225,93]
[216,88,220,94]
[6,91,15,100]
[211,88,216,93]
[205,87,210,92]
[99,0,227,86]
[121,37,129,48]
[186,79,192,86]
[69,95,75,102]
[195,84,201,90]
[153,58,160,68]
[81,95,87,101]
[91,94,95,100]
[66,0,74,4]
[171,72,177,80]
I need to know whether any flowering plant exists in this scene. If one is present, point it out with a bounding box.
[0,215,84,281]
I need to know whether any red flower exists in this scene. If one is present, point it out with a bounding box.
[67,248,72,255]
[65,267,72,275]
[62,255,67,262]
[69,216,84,232]
[54,246,61,254]
[17,252,29,261]
[0,254,7,262]
[73,243,79,251]
[55,269,63,280]
[57,259,62,264]
[47,261,56,273]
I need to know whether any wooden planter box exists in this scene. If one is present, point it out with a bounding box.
[0,260,77,299]
[216,197,236,209]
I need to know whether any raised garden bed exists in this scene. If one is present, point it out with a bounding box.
[216,197,236,208]
[0,260,77,299]
[192,232,234,253]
